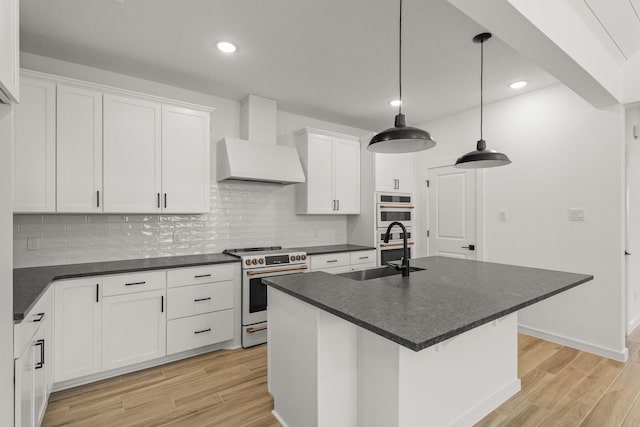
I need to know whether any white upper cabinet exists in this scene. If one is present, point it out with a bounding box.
[296,128,360,215]
[161,105,211,213]
[0,0,19,103]
[374,153,415,194]
[103,94,162,213]
[56,85,103,212]
[13,77,56,213]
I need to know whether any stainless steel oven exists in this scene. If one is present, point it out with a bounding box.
[377,194,414,229]
[224,248,309,348]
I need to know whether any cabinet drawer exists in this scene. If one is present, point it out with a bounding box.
[102,271,166,297]
[167,310,234,355]
[167,281,234,320]
[310,252,350,270]
[15,286,53,358]
[350,250,376,266]
[167,264,235,288]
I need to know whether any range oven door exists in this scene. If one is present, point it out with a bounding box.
[242,264,308,327]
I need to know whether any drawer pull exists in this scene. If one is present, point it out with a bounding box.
[33,313,45,322]
[194,297,212,302]
[194,328,211,334]
[194,274,212,278]
[125,281,146,286]
[35,339,45,369]
[326,259,339,263]
[247,326,268,334]
[359,256,369,260]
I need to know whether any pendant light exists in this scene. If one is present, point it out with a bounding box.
[367,0,436,153]
[455,33,511,169]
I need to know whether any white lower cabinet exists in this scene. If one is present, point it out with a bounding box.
[102,289,166,371]
[310,250,376,274]
[54,278,102,383]
[167,310,234,355]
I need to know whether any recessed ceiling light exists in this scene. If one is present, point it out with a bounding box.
[217,41,237,54]
[509,81,527,89]
[389,99,402,107]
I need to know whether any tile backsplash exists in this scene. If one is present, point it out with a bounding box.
[14,182,347,268]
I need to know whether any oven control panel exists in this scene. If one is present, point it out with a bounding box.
[242,251,308,269]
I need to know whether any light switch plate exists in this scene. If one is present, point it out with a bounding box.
[569,208,586,222]
[27,237,40,251]
[498,210,508,222]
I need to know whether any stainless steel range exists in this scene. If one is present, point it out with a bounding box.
[223,247,309,347]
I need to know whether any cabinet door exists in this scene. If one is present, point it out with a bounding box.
[306,135,334,214]
[0,0,19,103]
[102,290,166,371]
[161,105,210,213]
[57,85,103,212]
[333,139,360,214]
[54,279,102,382]
[103,94,162,213]
[15,345,35,427]
[13,77,56,212]
[374,153,415,193]
[33,326,46,426]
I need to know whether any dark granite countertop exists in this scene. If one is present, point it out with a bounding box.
[286,244,375,255]
[264,256,593,352]
[13,253,239,323]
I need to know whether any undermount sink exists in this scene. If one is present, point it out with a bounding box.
[338,265,426,281]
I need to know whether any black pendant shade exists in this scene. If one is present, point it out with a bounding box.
[454,32,511,169]
[369,113,436,153]
[367,0,436,154]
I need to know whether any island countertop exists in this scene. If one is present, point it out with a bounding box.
[264,256,593,351]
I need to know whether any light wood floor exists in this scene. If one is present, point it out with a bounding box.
[44,331,640,427]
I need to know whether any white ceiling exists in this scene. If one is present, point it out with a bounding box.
[20,0,558,131]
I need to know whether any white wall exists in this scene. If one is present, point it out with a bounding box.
[16,53,372,267]
[0,103,14,424]
[415,84,626,359]
[626,106,640,333]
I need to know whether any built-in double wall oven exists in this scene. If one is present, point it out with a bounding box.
[376,193,415,266]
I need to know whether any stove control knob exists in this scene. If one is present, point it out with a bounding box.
[301,255,306,260]
[245,259,251,266]
[296,255,301,261]
[290,256,295,262]
[258,258,264,264]
[251,259,258,265]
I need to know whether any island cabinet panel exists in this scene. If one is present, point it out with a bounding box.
[13,77,56,213]
[54,278,103,383]
[56,85,103,213]
[103,94,162,213]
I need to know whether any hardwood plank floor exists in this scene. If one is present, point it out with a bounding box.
[43,333,640,426]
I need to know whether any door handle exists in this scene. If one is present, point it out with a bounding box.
[35,339,45,369]
[462,245,475,251]
[337,200,340,211]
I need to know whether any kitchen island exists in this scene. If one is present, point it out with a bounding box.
[264,256,592,427]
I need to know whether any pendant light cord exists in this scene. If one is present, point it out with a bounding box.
[398,0,403,115]
[480,38,484,141]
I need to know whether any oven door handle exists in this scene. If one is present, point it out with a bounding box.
[379,205,415,209]
[246,266,309,276]
[379,242,415,248]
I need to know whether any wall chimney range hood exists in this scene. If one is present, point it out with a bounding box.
[216,95,305,185]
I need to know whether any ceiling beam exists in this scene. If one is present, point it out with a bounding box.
[447,0,621,107]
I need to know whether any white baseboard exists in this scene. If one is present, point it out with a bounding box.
[518,325,628,362]
[272,410,290,427]
[451,379,521,427]
[628,314,640,336]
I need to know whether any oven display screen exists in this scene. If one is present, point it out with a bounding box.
[265,255,290,266]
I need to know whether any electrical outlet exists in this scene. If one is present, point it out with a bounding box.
[498,210,508,222]
[569,208,586,222]
[27,237,40,251]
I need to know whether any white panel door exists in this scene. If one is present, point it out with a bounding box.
[333,138,360,214]
[102,290,166,371]
[375,153,415,193]
[428,166,476,259]
[13,77,56,212]
[307,134,334,213]
[57,85,103,212]
[54,278,102,382]
[103,94,162,213]
[161,105,210,213]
